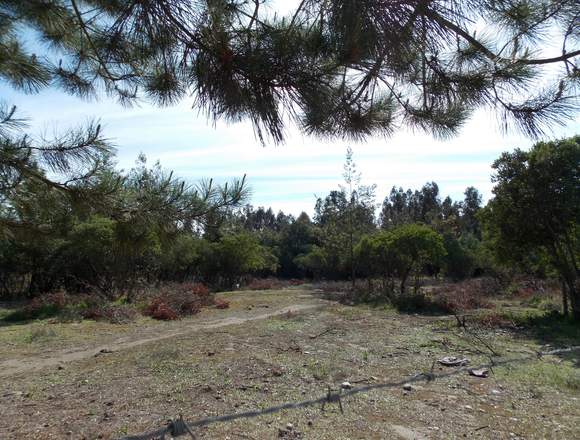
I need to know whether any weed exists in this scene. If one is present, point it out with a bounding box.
[25,326,56,343]
[498,360,580,391]
[215,298,230,309]
[82,303,138,324]
[305,360,331,381]
[362,350,369,362]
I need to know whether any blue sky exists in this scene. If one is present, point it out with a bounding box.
[3,84,578,216]
[3,0,579,216]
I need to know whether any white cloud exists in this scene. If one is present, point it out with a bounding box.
[2,69,578,217]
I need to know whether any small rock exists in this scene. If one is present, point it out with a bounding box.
[207,351,216,356]
[469,368,489,378]
[341,381,352,390]
[438,356,469,367]
[464,405,473,410]
[57,365,65,370]
[403,383,413,391]
[286,423,294,431]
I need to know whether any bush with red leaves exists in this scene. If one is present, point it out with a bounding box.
[82,303,138,323]
[430,280,495,314]
[23,290,71,319]
[144,283,213,320]
[214,298,230,309]
[145,298,180,320]
[475,312,517,329]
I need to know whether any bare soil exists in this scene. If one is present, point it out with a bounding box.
[0,287,578,439]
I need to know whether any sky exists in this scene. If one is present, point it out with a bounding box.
[3,83,579,217]
[3,1,579,217]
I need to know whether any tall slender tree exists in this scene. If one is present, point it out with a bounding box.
[340,146,376,285]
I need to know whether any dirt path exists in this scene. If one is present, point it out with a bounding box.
[0,303,323,378]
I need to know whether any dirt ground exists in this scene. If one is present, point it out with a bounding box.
[1,286,579,439]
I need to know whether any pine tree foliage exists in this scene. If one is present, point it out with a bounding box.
[0,103,114,196]
[1,0,578,143]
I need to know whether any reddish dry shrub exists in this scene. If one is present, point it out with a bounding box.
[287,279,304,286]
[145,299,179,320]
[190,283,212,305]
[475,312,517,329]
[431,280,495,313]
[144,283,213,320]
[24,290,71,317]
[106,305,138,323]
[506,276,559,298]
[214,298,230,309]
[81,305,104,320]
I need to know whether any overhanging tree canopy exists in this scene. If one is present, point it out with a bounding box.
[1,0,578,143]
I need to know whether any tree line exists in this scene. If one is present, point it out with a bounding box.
[1,134,578,318]
[0,1,577,318]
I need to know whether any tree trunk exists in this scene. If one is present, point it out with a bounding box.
[560,270,579,320]
[400,267,411,294]
[569,281,579,321]
[561,279,569,317]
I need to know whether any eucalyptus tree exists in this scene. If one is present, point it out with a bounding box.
[341,146,376,285]
[1,0,578,144]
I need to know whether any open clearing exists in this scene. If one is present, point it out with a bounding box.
[1,286,579,439]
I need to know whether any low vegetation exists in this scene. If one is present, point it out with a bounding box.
[1,286,578,439]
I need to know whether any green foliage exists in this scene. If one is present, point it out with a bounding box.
[482,136,580,318]
[442,233,489,280]
[1,0,577,142]
[0,147,249,298]
[278,212,319,278]
[294,245,328,279]
[388,224,447,292]
[355,223,446,294]
[200,232,279,288]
